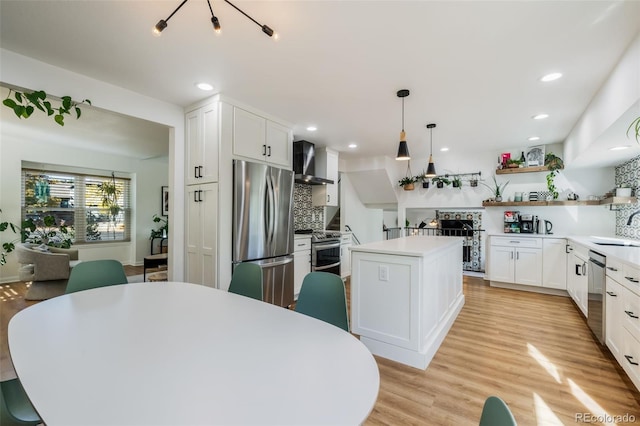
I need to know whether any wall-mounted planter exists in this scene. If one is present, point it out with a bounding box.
[422,181,429,189]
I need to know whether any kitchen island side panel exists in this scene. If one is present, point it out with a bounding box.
[351,236,464,370]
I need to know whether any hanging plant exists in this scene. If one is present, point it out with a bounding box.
[99,172,122,239]
[3,88,91,126]
[544,153,564,200]
[628,116,640,144]
[398,162,417,190]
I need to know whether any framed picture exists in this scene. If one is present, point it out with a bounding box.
[525,145,545,167]
[161,186,169,216]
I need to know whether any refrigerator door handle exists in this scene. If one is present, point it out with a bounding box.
[266,173,276,248]
[262,256,294,268]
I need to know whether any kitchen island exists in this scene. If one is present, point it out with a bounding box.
[350,236,464,369]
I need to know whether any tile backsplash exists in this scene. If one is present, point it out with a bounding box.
[615,154,640,240]
[293,184,324,231]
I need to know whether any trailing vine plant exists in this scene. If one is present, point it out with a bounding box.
[628,116,640,144]
[99,173,122,240]
[3,88,91,126]
[544,152,564,200]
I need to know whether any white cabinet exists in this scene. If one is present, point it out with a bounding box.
[488,237,542,286]
[606,258,640,391]
[340,233,352,278]
[566,243,588,318]
[606,276,624,360]
[185,183,218,287]
[293,236,311,299]
[542,238,567,289]
[185,102,219,185]
[232,106,292,168]
[312,148,339,206]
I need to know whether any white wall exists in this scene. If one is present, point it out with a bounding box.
[0,48,186,280]
[340,173,384,244]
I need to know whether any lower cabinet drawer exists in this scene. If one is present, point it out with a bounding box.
[491,236,542,249]
[621,327,640,391]
[623,284,640,341]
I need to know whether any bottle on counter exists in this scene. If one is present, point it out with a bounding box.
[520,151,526,166]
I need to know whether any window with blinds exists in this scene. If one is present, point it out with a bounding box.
[22,168,131,244]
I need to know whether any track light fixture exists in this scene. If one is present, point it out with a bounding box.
[153,0,277,39]
[395,89,410,161]
[425,123,437,177]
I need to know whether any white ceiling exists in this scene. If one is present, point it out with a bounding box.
[1,1,639,165]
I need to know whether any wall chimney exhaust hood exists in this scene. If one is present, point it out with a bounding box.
[293,140,334,185]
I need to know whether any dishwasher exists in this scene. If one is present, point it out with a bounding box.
[587,250,606,344]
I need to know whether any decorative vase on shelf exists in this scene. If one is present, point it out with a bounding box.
[495,196,503,202]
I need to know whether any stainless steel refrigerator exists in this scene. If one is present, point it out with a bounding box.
[232,160,295,307]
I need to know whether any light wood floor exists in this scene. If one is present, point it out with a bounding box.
[2,272,639,425]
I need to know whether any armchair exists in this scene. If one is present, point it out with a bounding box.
[15,243,80,300]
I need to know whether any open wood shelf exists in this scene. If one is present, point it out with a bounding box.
[482,200,600,207]
[495,165,560,175]
[483,197,636,207]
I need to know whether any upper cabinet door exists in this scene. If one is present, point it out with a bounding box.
[232,107,267,161]
[266,120,292,169]
[186,102,219,185]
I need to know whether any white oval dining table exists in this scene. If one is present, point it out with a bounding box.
[9,282,380,426]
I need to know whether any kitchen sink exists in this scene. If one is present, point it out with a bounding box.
[590,237,640,247]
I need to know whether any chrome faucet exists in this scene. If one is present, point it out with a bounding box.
[628,209,640,225]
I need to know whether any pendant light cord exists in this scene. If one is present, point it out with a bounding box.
[402,97,405,132]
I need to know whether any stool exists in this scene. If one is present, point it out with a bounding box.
[147,271,168,282]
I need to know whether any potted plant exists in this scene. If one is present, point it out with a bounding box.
[150,214,169,239]
[481,176,509,202]
[398,176,417,191]
[469,175,479,187]
[22,215,75,248]
[505,159,522,169]
[544,153,564,200]
[452,176,462,188]
[417,171,430,188]
[432,176,451,189]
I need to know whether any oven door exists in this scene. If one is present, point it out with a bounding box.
[312,241,341,275]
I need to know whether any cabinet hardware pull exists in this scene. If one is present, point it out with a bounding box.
[516,252,519,260]
[582,263,587,276]
[606,291,617,297]
[510,252,513,260]
[267,146,271,157]
[194,166,199,178]
[625,310,639,319]
[607,266,618,271]
[194,191,198,202]
[198,166,203,178]
[576,264,582,276]
[327,194,330,203]
[262,144,267,155]
[197,190,203,202]
[509,241,520,244]
[625,276,639,283]
[625,355,639,366]
[566,245,572,253]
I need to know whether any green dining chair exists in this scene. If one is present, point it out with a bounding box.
[228,262,263,301]
[479,396,517,426]
[0,378,41,426]
[295,272,349,332]
[65,259,128,294]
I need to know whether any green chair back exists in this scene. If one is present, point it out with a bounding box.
[228,262,263,301]
[65,259,128,294]
[295,272,349,332]
[479,396,517,426]
[0,378,41,426]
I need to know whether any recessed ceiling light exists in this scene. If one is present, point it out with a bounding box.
[196,83,214,91]
[440,147,449,152]
[348,143,358,149]
[306,126,317,132]
[609,145,630,151]
[540,73,563,82]
[528,136,540,141]
[533,114,549,120]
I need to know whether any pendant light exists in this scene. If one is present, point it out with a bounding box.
[425,123,437,177]
[395,89,410,161]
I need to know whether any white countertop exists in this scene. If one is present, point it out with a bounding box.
[568,236,640,268]
[350,235,462,257]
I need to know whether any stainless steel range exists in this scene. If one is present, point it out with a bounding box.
[311,231,341,275]
[295,230,342,276]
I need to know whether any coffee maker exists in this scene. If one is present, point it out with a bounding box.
[519,214,537,233]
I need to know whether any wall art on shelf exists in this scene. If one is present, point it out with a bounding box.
[525,145,545,167]
[161,186,169,216]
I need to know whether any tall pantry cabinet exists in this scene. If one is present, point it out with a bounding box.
[184,101,219,286]
[185,95,294,290]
